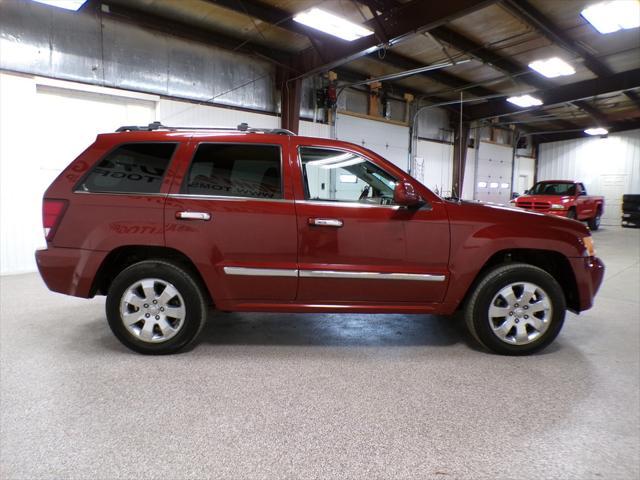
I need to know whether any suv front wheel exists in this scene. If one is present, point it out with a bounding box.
[464,263,566,355]
[106,260,207,354]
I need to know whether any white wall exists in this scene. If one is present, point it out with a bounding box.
[0,73,157,275]
[0,72,330,274]
[415,140,453,197]
[538,131,640,225]
[514,156,535,195]
[335,112,410,171]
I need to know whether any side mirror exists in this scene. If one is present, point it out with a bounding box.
[394,181,424,208]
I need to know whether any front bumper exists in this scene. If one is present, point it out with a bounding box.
[35,247,107,298]
[569,256,605,312]
[546,209,568,217]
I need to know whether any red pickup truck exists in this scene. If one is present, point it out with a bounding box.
[35,123,604,356]
[514,180,604,230]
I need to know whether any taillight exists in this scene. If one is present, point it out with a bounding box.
[42,199,67,241]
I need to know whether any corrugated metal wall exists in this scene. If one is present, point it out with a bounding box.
[0,0,279,112]
[538,130,640,225]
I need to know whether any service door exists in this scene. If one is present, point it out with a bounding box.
[165,136,298,303]
[292,139,450,304]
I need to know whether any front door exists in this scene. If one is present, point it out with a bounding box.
[165,137,298,303]
[291,140,450,304]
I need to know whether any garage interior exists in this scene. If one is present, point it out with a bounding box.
[0,0,639,478]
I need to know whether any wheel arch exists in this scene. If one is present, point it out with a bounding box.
[91,245,213,305]
[459,248,580,313]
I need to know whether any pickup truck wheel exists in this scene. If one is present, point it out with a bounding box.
[588,211,601,230]
[106,260,207,354]
[465,263,566,355]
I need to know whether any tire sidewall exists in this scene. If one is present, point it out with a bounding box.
[106,261,206,354]
[470,265,566,355]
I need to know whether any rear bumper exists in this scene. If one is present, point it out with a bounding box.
[569,256,605,312]
[35,247,107,298]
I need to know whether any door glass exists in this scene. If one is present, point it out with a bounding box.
[299,147,397,205]
[182,144,282,199]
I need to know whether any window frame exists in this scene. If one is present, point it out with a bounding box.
[179,142,285,201]
[296,145,401,208]
[74,141,178,195]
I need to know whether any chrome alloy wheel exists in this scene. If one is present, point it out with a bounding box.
[119,278,186,343]
[488,282,552,345]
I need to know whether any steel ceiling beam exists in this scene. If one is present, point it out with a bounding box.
[206,0,504,99]
[101,1,291,68]
[464,68,640,120]
[294,0,497,77]
[427,25,609,125]
[533,119,640,143]
[502,0,640,109]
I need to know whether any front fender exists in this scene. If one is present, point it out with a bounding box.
[441,201,589,310]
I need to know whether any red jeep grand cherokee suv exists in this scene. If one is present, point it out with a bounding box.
[36,123,604,355]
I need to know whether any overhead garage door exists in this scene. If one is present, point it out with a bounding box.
[474,142,514,205]
[0,76,156,274]
[335,112,410,171]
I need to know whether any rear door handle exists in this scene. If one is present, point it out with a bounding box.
[308,218,343,227]
[176,211,211,221]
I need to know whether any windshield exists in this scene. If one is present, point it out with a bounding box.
[528,182,576,195]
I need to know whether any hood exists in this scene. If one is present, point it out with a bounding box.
[445,199,589,236]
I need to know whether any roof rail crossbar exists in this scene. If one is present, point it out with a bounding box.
[115,122,295,135]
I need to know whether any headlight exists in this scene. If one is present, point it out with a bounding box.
[550,204,565,210]
[583,236,596,256]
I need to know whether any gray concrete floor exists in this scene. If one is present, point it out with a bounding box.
[1,227,639,480]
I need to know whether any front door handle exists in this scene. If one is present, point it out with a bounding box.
[176,211,211,221]
[308,218,343,227]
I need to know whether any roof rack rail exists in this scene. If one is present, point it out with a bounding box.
[115,121,295,135]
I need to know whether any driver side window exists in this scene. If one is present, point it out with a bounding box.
[299,147,398,205]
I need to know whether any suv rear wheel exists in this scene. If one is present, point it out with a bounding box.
[464,263,566,355]
[106,260,207,354]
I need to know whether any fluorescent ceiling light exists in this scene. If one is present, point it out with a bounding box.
[31,0,87,10]
[585,127,609,135]
[506,94,543,108]
[529,57,576,78]
[581,1,640,34]
[293,8,373,41]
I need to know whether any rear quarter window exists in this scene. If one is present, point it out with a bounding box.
[78,143,177,194]
[182,143,282,199]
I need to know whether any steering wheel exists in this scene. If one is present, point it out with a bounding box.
[358,185,370,201]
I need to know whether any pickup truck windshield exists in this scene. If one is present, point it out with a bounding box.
[529,182,576,195]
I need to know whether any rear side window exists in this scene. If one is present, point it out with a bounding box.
[182,143,282,199]
[79,143,176,194]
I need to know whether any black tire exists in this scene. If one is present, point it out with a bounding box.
[106,260,207,354]
[588,209,602,231]
[566,208,577,220]
[464,263,566,355]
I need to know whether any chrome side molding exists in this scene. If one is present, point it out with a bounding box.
[299,270,446,282]
[223,266,446,282]
[223,267,299,277]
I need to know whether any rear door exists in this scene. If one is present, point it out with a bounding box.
[165,135,298,303]
[575,182,594,219]
[291,138,450,304]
